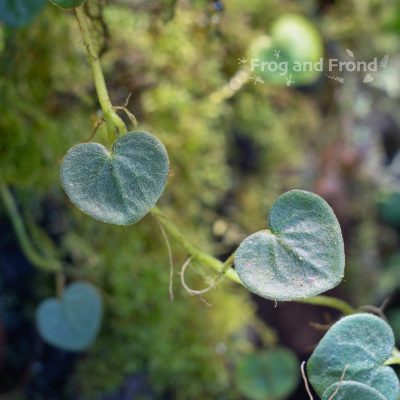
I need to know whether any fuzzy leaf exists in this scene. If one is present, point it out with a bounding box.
[37,282,103,351]
[322,381,387,400]
[61,131,169,225]
[234,190,345,301]
[307,314,400,400]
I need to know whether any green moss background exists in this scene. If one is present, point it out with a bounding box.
[1,0,400,399]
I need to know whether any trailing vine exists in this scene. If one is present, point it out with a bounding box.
[1,1,400,399]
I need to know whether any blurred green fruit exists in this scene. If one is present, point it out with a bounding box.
[235,348,299,400]
[249,14,323,86]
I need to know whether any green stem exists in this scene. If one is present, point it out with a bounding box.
[151,206,242,284]
[151,206,355,315]
[74,7,127,140]
[298,296,355,316]
[384,356,400,366]
[0,183,62,273]
[393,348,400,357]
[222,251,236,272]
[56,270,66,298]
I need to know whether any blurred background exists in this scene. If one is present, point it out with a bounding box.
[0,0,400,399]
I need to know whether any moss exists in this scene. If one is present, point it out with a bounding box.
[2,0,398,398]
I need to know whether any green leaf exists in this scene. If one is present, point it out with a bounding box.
[0,0,46,27]
[249,14,323,86]
[235,348,299,400]
[49,0,87,9]
[37,282,103,351]
[322,381,387,400]
[234,189,345,301]
[60,131,169,225]
[307,314,400,400]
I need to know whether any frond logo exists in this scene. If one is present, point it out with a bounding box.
[244,48,390,86]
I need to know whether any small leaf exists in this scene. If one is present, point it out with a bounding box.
[0,0,46,27]
[346,49,355,58]
[60,131,169,225]
[363,74,374,83]
[49,0,87,9]
[307,314,400,400]
[235,348,299,400]
[322,381,387,400]
[234,190,345,301]
[37,282,103,351]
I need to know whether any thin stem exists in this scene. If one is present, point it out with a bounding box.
[151,206,242,284]
[384,357,400,366]
[384,349,400,366]
[209,69,249,104]
[154,216,175,301]
[328,365,349,400]
[298,296,355,316]
[301,361,314,400]
[222,251,235,272]
[74,7,127,140]
[56,270,66,298]
[357,304,387,320]
[180,256,228,297]
[0,183,62,273]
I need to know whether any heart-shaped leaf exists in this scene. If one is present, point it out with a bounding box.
[61,131,169,225]
[37,282,103,351]
[235,348,299,400]
[322,381,387,400]
[234,190,345,301]
[307,314,400,400]
[0,0,46,27]
[49,0,87,9]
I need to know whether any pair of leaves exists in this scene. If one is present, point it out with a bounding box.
[61,131,169,225]
[0,0,46,27]
[234,190,345,301]
[37,282,103,351]
[235,348,299,400]
[62,136,342,303]
[307,313,400,400]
